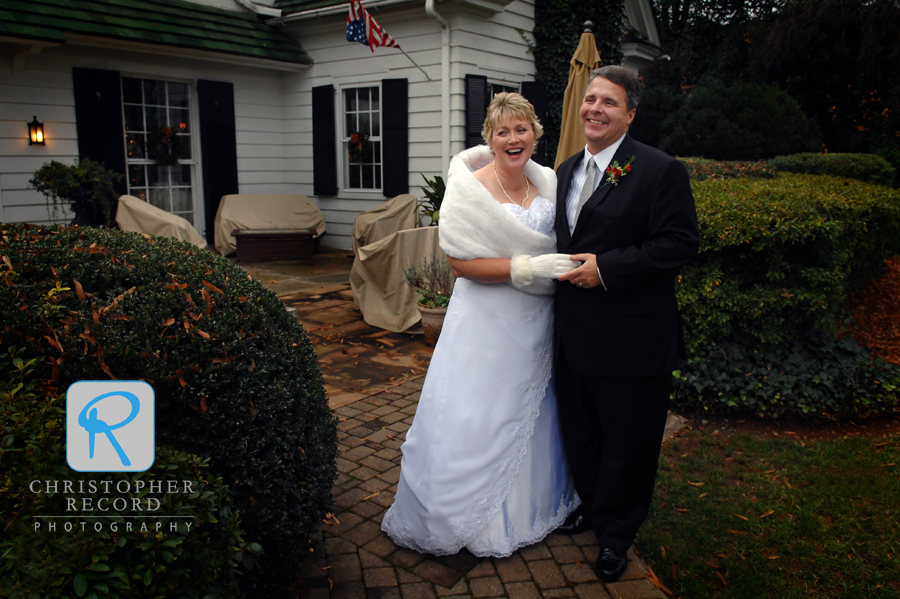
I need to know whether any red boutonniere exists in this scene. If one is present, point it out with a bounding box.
[602,155,635,187]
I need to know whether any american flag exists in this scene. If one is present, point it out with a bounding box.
[346,0,400,52]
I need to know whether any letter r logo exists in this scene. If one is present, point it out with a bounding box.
[67,381,155,472]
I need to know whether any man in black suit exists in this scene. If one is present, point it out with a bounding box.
[553,66,700,582]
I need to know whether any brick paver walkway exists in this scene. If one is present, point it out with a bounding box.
[298,379,667,599]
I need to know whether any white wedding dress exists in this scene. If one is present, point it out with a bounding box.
[381,195,580,557]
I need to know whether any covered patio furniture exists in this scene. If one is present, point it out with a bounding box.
[351,226,444,333]
[214,194,326,256]
[351,193,419,254]
[115,195,207,248]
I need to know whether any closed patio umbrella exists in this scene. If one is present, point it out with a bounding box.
[554,22,602,170]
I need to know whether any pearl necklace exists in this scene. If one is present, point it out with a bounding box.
[493,161,530,208]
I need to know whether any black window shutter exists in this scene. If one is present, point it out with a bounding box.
[520,81,549,166]
[381,78,408,197]
[312,85,338,196]
[71,68,127,198]
[465,74,489,149]
[197,80,239,244]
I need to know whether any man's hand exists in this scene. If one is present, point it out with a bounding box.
[558,253,601,289]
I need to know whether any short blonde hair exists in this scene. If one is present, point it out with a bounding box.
[481,92,544,149]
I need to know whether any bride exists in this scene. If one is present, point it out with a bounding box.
[381,93,580,557]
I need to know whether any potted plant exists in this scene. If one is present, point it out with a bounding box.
[417,173,445,226]
[404,255,455,345]
[29,158,123,227]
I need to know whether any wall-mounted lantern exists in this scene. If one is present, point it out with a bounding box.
[28,116,45,145]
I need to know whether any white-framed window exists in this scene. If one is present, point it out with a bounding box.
[122,77,200,226]
[490,83,518,98]
[341,85,382,191]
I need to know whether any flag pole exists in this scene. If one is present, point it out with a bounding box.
[397,47,432,81]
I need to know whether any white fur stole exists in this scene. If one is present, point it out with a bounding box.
[439,146,558,296]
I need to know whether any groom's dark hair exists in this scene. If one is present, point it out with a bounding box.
[586,66,641,112]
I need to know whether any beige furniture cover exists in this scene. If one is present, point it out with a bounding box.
[115,195,207,248]
[214,194,327,256]
[351,194,419,254]
[350,226,445,333]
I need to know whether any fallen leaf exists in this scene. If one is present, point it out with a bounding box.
[74,279,85,299]
[687,480,704,486]
[761,510,775,519]
[727,529,745,535]
[715,571,728,587]
[202,280,224,295]
[734,513,749,521]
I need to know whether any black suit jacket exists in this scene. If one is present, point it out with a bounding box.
[554,134,700,377]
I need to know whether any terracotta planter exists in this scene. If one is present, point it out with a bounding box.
[417,304,447,346]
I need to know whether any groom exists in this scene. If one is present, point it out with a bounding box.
[553,66,699,582]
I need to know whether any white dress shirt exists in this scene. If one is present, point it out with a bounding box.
[564,134,627,236]
[563,134,627,289]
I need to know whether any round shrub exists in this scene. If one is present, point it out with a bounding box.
[768,152,896,187]
[0,224,337,596]
[658,80,822,161]
[0,351,250,598]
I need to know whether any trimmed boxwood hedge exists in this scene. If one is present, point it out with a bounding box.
[678,157,777,181]
[1,350,250,599]
[768,153,896,187]
[0,224,337,596]
[675,173,900,417]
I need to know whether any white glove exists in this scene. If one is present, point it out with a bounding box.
[511,254,579,286]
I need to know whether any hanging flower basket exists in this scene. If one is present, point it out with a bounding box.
[147,125,184,166]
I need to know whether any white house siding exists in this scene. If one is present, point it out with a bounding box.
[0,40,291,238]
[280,0,537,249]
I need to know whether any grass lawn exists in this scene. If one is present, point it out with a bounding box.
[638,426,900,598]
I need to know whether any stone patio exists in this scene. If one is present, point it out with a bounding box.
[242,253,672,599]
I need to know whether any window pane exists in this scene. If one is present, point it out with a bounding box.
[371,87,379,110]
[359,89,370,111]
[147,165,168,187]
[171,165,192,185]
[143,79,166,106]
[126,133,145,159]
[145,106,167,130]
[171,188,192,212]
[133,189,147,201]
[128,165,146,188]
[362,165,374,188]
[345,89,357,113]
[359,113,370,137]
[375,165,381,188]
[170,108,190,133]
[178,135,192,159]
[122,78,142,104]
[349,164,361,188]
[372,115,380,137]
[124,105,144,131]
[177,212,194,226]
[373,141,381,163]
[168,82,188,108]
[148,188,169,210]
[346,113,357,136]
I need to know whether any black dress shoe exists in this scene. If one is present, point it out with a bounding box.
[594,547,627,582]
[555,512,591,535]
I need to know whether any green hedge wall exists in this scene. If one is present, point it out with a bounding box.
[0,225,337,596]
[0,351,250,599]
[768,153,896,187]
[675,173,900,417]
